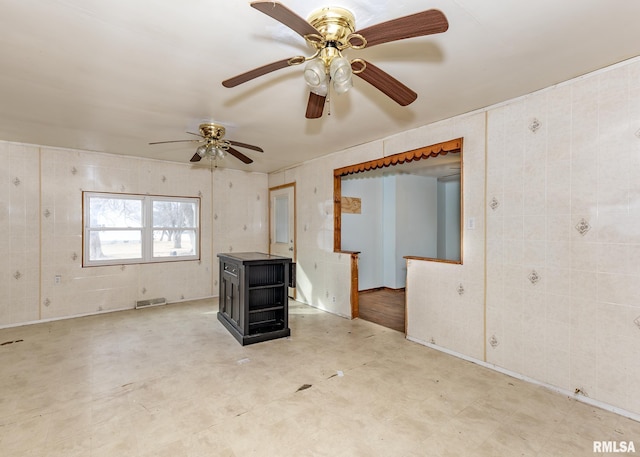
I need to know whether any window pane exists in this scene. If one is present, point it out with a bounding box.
[89,198,142,228]
[153,201,197,228]
[83,192,200,266]
[88,230,142,260]
[275,195,289,243]
[153,229,196,257]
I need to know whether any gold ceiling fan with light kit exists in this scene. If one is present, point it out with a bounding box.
[222,1,449,118]
[149,122,263,166]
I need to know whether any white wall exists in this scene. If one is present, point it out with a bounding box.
[405,57,640,419]
[394,174,438,288]
[341,176,383,290]
[0,143,268,327]
[341,172,439,290]
[437,179,461,261]
[482,61,640,416]
[270,56,640,419]
[382,175,397,288]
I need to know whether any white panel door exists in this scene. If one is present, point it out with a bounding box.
[269,183,295,297]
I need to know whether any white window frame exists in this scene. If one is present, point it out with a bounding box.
[83,192,200,267]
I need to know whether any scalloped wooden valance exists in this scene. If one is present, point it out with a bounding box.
[334,138,462,177]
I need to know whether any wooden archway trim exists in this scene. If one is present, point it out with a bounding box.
[333,138,462,178]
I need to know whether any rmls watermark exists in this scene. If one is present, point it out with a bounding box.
[593,441,636,453]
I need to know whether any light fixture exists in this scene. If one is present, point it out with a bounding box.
[330,56,352,84]
[330,55,353,94]
[304,59,328,95]
[332,76,352,94]
[304,59,326,87]
[303,50,355,97]
[194,138,230,167]
[313,79,329,96]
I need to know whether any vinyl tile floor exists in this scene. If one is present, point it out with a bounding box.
[1,299,638,456]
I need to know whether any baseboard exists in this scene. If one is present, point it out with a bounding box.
[0,295,216,330]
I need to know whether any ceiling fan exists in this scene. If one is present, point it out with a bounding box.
[149,123,263,165]
[222,2,449,119]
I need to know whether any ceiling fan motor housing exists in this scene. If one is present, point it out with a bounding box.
[307,7,355,49]
[199,123,225,140]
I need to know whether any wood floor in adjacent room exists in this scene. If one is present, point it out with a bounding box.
[358,287,405,333]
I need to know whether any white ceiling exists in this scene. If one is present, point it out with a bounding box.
[3,0,640,173]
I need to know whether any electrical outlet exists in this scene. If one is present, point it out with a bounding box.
[54,275,61,284]
[332,296,336,303]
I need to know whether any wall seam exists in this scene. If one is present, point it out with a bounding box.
[214,168,220,300]
[483,111,489,362]
[38,147,43,320]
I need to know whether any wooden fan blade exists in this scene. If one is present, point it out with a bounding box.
[222,58,293,88]
[227,147,253,164]
[149,139,199,145]
[190,152,203,162]
[229,140,264,153]
[250,1,319,38]
[353,9,448,48]
[305,92,326,119]
[353,60,417,106]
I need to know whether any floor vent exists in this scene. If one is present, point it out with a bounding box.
[135,297,167,309]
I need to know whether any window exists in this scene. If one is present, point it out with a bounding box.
[274,195,289,244]
[83,192,200,266]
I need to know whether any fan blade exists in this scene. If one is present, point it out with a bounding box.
[223,58,294,88]
[186,131,203,138]
[149,139,199,145]
[229,140,264,152]
[352,60,417,106]
[305,92,326,119]
[352,9,448,48]
[251,1,319,38]
[227,147,253,164]
[190,152,203,162]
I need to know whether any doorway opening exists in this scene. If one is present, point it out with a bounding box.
[333,138,463,327]
[269,182,296,299]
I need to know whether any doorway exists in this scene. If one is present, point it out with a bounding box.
[269,183,296,298]
[333,138,463,323]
